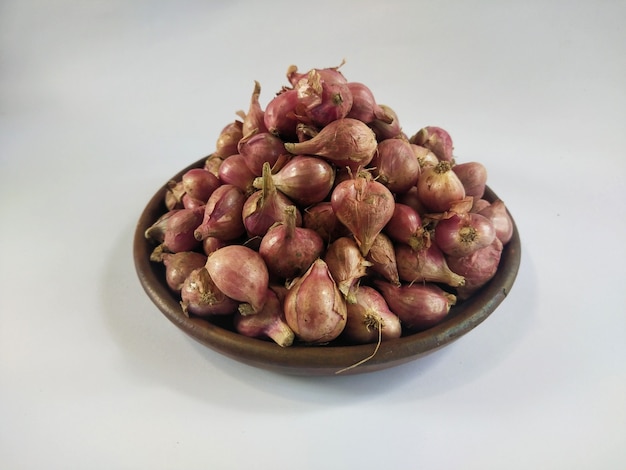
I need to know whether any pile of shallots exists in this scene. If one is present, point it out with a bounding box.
[145,62,514,349]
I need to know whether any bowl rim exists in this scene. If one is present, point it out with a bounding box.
[133,156,521,376]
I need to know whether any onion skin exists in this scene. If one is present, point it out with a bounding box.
[233,289,294,347]
[303,202,350,243]
[434,212,496,257]
[205,245,269,315]
[161,251,208,292]
[294,68,353,127]
[218,153,257,195]
[369,104,403,141]
[181,168,221,203]
[145,209,180,244]
[324,237,372,304]
[384,203,430,252]
[214,120,244,159]
[264,89,300,141]
[159,206,204,255]
[194,184,246,242]
[370,138,421,194]
[284,259,347,344]
[202,236,227,256]
[204,154,224,178]
[253,155,335,207]
[238,132,287,177]
[446,237,503,300]
[346,82,392,124]
[478,199,513,245]
[284,118,378,172]
[366,233,400,286]
[180,267,239,317]
[453,162,487,199]
[410,126,454,162]
[375,280,457,331]
[241,80,268,136]
[330,171,395,256]
[411,144,439,168]
[259,206,324,280]
[342,286,401,344]
[395,242,465,287]
[416,160,466,213]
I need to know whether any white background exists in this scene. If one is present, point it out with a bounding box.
[1,1,625,468]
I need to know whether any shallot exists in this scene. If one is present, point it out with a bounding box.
[416,160,466,213]
[161,251,207,292]
[434,212,496,257]
[342,286,401,344]
[214,120,243,158]
[453,161,488,199]
[395,242,465,287]
[218,154,257,195]
[324,237,372,303]
[284,259,347,344]
[241,80,268,136]
[346,82,392,124]
[366,233,400,286]
[410,126,454,162]
[370,138,420,194]
[180,267,239,317]
[384,203,430,252]
[233,289,294,347]
[478,199,514,245]
[330,171,395,256]
[205,245,269,315]
[194,184,246,241]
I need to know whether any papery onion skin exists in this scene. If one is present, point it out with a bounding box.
[259,206,324,280]
[369,105,403,141]
[294,68,354,127]
[181,168,221,203]
[395,242,465,287]
[453,162,488,199]
[218,154,257,195]
[303,202,350,243]
[145,209,180,244]
[253,155,335,207]
[434,212,496,258]
[205,245,270,315]
[384,203,430,252]
[416,160,466,213]
[370,138,421,194]
[214,120,244,159]
[342,286,401,344]
[284,259,347,344]
[238,131,287,177]
[330,171,395,256]
[194,184,246,242]
[233,289,294,347]
[411,144,439,168]
[284,118,378,172]
[204,154,224,178]
[161,206,204,254]
[346,82,392,124]
[180,267,239,317]
[161,251,208,292]
[478,199,513,245]
[324,237,372,304]
[410,126,454,162]
[241,80,268,136]
[264,89,300,141]
[375,280,457,331]
[366,233,400,286]
[446,237,503,300]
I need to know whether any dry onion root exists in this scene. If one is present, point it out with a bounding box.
[145,61,514,365]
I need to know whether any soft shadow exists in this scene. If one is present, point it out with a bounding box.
[101,219,537,412]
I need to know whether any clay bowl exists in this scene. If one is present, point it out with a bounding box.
[133,157,521,376]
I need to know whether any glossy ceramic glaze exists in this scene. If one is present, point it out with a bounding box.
[133,157,521,376]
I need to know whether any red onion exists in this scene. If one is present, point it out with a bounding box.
[241,80,268,136]
[410,126,454,162]
[324,237,372,304]
[293,68,353,127]
[370,138,420,194]
[342,286,401,344]
[368,104,403,141]
[180,168,221,203]
[284,118,378,172]
[217,153,257,195]
[478,199,513,245]
[264,88,300,141]
[331,171,395,256]
[180,267,240,317]
[384,203,431,252]
[194,184,246,242]
[416,160,466,213]
[242,162,302,237]
[205,245,269,315]
[233,289,294,347]
[214,120,244,158]
[446,237,503,300]
[144,209,180,244]
[396,186,427,216]
[303,202,349,243]
[283,258,347,344]
[286,63,348,88]
[238,131,287,177]
[253,155,335,207]
[453,161,488,199]
[471,198,491,213]
[161,251,207,292]
[181,194,204,210]
[259,205,324,280]
[395,242,465,287]
[366,233,400,286]
[346,82,392,124]
[375,280,457,331]
[434,212,496,257]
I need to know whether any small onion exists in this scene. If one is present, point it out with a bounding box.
[180,267,239,317]
[434,212,496,257]
[233,288,294,347]
[342,286,401,344]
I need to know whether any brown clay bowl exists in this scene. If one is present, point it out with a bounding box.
[133,157,521,376]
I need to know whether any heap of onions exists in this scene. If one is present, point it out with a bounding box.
[144,61,515,361]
